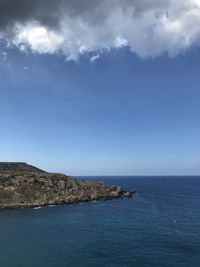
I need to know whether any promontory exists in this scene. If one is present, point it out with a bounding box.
[0,162,135,209]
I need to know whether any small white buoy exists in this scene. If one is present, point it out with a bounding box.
[173,219,176,223]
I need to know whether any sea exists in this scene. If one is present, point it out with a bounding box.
[0,176,200,267]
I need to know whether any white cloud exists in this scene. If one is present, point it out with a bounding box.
[1,0,200,60]
[13,22,64,54]
[2,51,7,62]
[90,54,100,63]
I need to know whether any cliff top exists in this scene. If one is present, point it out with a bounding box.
[0,162,45,173]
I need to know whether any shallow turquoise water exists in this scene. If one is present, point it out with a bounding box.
[0,176,200,267]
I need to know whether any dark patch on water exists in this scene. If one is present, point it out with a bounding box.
[162,241,199,256]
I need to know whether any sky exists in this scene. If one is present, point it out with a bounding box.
[0,0,200,175]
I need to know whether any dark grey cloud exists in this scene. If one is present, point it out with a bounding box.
[0,0,199,60]
[0,0,166,30]
[0,0,62,30]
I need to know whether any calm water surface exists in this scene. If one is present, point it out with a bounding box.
[0,176,200,267]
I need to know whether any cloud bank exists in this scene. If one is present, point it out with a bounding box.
[1,0,200,60]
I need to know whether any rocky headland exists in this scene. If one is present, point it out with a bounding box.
[0,163,135,209]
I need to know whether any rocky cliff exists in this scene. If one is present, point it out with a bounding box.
[0,164,135,209]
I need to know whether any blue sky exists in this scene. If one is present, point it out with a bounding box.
[0,46,200,175]
[0,0,200,175]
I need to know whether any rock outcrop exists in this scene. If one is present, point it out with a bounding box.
[0,164,135,209]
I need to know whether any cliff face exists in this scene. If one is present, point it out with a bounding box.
[0,171,135,209]
[0,162,45,173]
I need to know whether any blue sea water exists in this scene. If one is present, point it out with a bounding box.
[0,176,200,267]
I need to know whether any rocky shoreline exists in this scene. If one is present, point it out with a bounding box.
[0,166,135,209]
